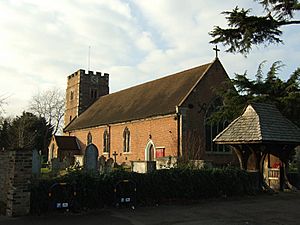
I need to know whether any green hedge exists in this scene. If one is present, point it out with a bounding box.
[30,167,258,213]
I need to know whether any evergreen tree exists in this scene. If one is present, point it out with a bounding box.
[0,119,11,150]
[210,61,300,126]
[7,112,53,153]
[210,0,300,55]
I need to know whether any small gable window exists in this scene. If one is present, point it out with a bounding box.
[123,127,130,152]
[87,132,92,145]
[103,129,109,153]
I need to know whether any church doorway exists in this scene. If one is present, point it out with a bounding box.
[145,140,155,161]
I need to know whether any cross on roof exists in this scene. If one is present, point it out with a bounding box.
[213,45,220,58]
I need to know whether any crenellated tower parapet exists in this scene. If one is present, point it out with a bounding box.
[64,69,109,127]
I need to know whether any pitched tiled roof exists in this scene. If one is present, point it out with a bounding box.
[214,103,300,144]
[65,60,215,131]
[54,136,80,150]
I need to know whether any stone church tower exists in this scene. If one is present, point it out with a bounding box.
[64,69,109,127]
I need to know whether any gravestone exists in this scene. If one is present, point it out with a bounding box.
[62,157,71,169]
[98,155,106,174]
[32,149,41,176]
[84,144,99,172]
[51,158,60,173]
[74,155,84,167]
[105,158,114,173]
[156,156,177,169]
[131,161,156,173]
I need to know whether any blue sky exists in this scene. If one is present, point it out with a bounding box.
[0,0,299,117]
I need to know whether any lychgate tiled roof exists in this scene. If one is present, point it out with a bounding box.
[214,103,300,144]
[54,136,80,150]
[64,59,220,131]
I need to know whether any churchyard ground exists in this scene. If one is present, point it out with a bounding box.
[0,192,300,225]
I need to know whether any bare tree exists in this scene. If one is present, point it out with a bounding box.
[0,94,8,116]
[29,88,65,135]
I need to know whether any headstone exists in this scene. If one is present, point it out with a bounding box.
[62,157,71,169]
[98,155,106,174]
[32,149,41,176]
[156,156,177,169]
[51,158,60,173]
[84,144,98,172]
[105,158,114,173]
[74,155,84,167]
[189,160,212,169]
[131,161,156,173]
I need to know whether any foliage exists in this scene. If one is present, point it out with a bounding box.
[290,147,300,172]
[0,94,10,117]
[30,167,258,214]
[29,88,65,135]
[210,0,300,55]
[210,61,300,127]
[2,112,53,152]
[0,94,8,116]
[0,119,11,150]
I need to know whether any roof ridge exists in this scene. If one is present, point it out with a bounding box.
[248,105,263,141]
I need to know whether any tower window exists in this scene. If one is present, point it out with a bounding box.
[70,91,74,100]
[90,89,98,99]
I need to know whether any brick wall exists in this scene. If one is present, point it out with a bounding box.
[180,59,238,165]
[69,115,178,164]
[0,149,32,216]
[0,150,9,213]
[64,69,109,127]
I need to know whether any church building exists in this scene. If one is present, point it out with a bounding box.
[50,58,237,167]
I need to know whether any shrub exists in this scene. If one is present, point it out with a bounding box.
[30,167,257,214]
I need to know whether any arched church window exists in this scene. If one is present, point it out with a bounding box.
[123,127,130,152]
[87,132,92,145]
[205,98,230,153]
[103,129,109,153]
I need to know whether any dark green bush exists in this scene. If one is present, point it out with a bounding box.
[30,167,257,214]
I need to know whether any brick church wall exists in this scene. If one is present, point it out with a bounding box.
[64,59,238,166]
[180,60,238,165]
[68,115,178,164]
